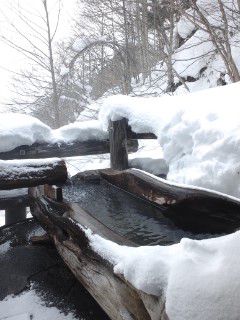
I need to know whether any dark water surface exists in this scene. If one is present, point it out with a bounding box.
[63,179,217,246]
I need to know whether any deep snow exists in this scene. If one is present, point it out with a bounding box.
[99,82,240,197]
[2,83,240,198]
[0,115,107,153]
[84,224,240,320]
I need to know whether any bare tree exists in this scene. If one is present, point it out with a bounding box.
[176,0,240,82]
[0,0,67,127]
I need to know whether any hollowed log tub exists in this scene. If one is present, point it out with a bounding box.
[29,168,240,320]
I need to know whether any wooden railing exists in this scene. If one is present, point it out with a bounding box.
[0,119,157,225]
[0,119,156,168]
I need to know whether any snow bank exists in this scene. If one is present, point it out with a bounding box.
[129,140,168,176]
[54,119,108,143]
[0,113,54,153]
[99,82,240,197]
[173,29,214,78]
[0,114,108,153]
[174,0,240,81]
[65,140,166,178]
[177,14,195,39]
[84,226,240,320]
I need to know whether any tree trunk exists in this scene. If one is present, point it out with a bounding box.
[43,0,60,128]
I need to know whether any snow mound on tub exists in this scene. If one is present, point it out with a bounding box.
[85,227,240,320]
[99,82,240,197]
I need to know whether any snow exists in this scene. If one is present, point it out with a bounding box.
[0,240,11,254]
[173,29,214,79]
[0,113,54,153]
[0,114,108,153]
[177,14,196,39]
[83,225,240,320]
[54,120,108,143]
[99,82,240,197]
[64,154,110,177]
[0,210,4,226]
[72,36,107,52]
[60,65,69,77]
[0,158,62,176]
[129,140,167,176]
[64,139,166,178]
[0,289,78,320]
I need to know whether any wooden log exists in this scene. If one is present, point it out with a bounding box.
[29,186,167,320]
[0,140,110,160]
[100,168,240,234]
[0,139,138,161]
[127,126,157,139]
[0,159,68,190]
[0,193,29,210]
[109,119,129,170]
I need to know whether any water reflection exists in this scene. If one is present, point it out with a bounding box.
[63,180,217,246]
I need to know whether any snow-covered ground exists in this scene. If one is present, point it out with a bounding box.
[65,139,165,177]
[0,289,78,320]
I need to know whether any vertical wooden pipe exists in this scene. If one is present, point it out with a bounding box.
[109,118,129,170]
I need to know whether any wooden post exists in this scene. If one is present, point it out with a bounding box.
[109,118,129,170]
[5,202,27,225]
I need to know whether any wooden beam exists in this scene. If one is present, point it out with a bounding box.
[0,140,109,160]
[109,119,129,170]
[127,126,157,139]
[0,159,68,190]
[0,195,29,210]
[0,139,138,161]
